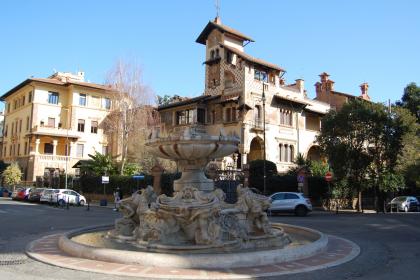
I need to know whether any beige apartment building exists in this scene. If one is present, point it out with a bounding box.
[0,71,114,182]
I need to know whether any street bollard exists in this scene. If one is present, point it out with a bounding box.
[87,201,90,211]
[336,204,339,214]
[66,196,69,210]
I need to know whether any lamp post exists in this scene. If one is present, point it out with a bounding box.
[262,82,267,195]
[62,107,70,189]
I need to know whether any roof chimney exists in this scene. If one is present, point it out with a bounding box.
[295,79,305,95]
[360,83,370,100]
[319,72,330,83]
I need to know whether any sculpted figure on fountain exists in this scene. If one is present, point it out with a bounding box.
[235,184,273,235]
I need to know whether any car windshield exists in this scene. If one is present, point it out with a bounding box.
[392,197,407,202]
[43,190,54,194]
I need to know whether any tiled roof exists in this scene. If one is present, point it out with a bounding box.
[220,43,285,72]
[157,95,221,110]
[331,90,357,99]
[196,20,254,45]
[1,78,115,100]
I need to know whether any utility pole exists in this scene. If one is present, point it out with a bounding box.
[63,107,70,189]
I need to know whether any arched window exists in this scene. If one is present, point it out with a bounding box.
[210,50,215,59]
[255,105,262,121]
[224,71,235,89]
[289,145,294,162]
[284,144,288,162]
[215,49,220,58]
[279,144,282,162]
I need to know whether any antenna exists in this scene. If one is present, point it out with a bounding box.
[215,0,220,18]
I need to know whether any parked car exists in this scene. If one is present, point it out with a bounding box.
[28,188,46,202]
[0,187,12,197]
[268,192,312,216]
[20,188,34,201]
[40,189,57,203]
[50,189,86,206]
[388,196,419,212]
[12,187,31,200]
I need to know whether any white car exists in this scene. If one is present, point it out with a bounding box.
[39,189,57,203]
[50,189,86,206]
[269,192,312,216]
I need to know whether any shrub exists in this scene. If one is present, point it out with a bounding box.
[249,160,277,193]
[267,175,298,194]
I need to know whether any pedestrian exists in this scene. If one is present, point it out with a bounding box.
[113,187,120,211]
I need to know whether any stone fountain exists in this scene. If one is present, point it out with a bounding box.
[109,125,291,251]
[37,126,356,273]
[26,124,360,275]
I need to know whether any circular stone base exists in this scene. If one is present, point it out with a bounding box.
[26,224,360,279]
[55,224,325,269]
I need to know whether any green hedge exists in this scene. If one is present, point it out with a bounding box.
[78,174,153,198]
[308,176,329,199]
[249,160,278,193]
[75,173,180,198]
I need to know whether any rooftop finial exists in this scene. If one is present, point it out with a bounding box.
[215,0,221,23]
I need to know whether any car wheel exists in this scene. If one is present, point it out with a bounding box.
[295,205,307,217]
[79,200,85,206]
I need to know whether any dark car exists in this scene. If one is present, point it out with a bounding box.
[0,187,12,197]
[388,196,419,212]
[28,188,46,202]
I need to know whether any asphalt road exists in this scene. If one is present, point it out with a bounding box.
[0,197,419,280]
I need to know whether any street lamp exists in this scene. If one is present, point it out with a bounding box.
[62,107,70,189]
[262,82,267,195]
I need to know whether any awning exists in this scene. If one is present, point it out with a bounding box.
[72,160,92,168]
[273,94,309,107]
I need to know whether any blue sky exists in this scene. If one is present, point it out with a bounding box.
[1,0,419,111]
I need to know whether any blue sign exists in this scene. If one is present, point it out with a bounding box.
[132,175,145,180]
[297,175,305,183]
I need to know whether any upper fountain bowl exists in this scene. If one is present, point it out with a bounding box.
[146,125,240,162]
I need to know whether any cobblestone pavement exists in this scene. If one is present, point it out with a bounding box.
[1,197,419,280]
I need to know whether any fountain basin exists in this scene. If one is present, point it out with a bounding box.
[146,126,240,192]
[58,223,327,269]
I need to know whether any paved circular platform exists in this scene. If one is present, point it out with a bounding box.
[26,233,359,279]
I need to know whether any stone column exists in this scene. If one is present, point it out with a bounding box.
[70,141,76,157]
[151,165,164,195]
[35,138,40,155]
[52,139,58,156]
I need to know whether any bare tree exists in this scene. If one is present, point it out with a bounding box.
[103,59,157,174]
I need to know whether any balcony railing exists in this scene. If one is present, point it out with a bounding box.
[251,118,264,131]
[36,154,73,162]
[31,125,80,138]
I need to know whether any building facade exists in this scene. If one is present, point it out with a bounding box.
[0,71,113,182]
[158,18,334,173]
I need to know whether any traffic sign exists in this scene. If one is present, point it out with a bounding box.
[325,172,333,182]
[297,175,305,183]
[101,176,110,184]
[132,175,145,180]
